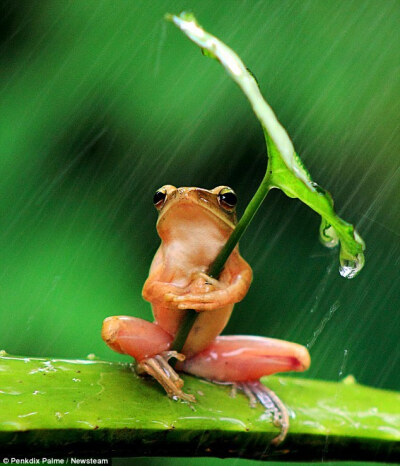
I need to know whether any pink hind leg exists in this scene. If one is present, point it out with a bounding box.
[180,335,310,445]
[180,335,310,381]
[101,316,173,360]
[101,316,195,402]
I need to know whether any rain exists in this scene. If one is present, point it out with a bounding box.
[1,1,399,465]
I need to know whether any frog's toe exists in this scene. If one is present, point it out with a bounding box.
[137,354,196,403]
[174,290,231,311]
[175,293,205,301]
[239,381,289,446]
[174,292,218,304]
[176,300,220,311]
[165,292,179,302]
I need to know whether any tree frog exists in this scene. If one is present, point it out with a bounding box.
[102,185,310,444]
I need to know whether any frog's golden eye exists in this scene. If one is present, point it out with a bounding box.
[153,188,167,209]
[218,187,237,210]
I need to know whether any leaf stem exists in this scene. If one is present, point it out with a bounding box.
[209,169,272,278]
[172,169,272,353]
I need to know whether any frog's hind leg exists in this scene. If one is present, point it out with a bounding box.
[180,335,310,444]
[180,335,310,381]
[101,316,172,360]
[101,316,195,402]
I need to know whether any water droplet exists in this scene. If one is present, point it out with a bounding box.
[339,251,365,279]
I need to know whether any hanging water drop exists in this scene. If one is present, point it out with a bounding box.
[339,251,365,279]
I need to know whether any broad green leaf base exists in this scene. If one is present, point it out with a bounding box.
[0,355,399,462]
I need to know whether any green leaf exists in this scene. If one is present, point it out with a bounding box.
[167,12,365,279]
[265,134,365,278]
[1,355,399,462]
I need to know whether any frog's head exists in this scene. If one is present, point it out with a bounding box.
[153,186,237,241]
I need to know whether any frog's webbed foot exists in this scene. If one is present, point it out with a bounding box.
[136,351,196,403]
[238,381,289,446]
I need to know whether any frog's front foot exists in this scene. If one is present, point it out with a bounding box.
[136,351,196,403]
[238,380,289,446]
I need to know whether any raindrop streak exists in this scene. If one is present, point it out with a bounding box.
[339,349,348,378]
[307,301,340,349]
[154,19,167,77]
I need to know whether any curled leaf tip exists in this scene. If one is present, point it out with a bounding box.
[319,220,339,248]
[167,12,366,279]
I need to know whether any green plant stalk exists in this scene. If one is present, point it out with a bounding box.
[209,170,272,278]
[1,355,399,462]
[172,170,272,353]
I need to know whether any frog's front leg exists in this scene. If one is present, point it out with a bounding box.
[142,275,188,309]
[172,252,252,311]
[101,316,195,402]
[179,335,310,445]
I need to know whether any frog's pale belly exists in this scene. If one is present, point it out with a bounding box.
[152,234,243,356]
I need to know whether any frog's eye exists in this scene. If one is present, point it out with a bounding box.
[153,188,167,209]
[218,187,237,210]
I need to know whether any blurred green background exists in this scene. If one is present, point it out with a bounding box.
[1,0,399,464]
